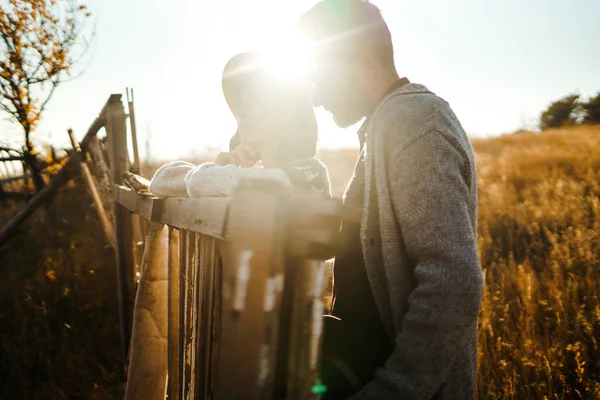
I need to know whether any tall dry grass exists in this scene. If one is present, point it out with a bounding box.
[0,179,123,400]
[474,125,600,399]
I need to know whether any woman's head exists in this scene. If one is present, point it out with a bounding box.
[223,52,318,164]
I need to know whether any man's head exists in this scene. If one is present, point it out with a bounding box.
[298,0,398,128]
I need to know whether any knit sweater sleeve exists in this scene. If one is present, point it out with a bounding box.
[185,163,294,197]
[148,160,195,198]
[184,163,241,197]
[351,129,483,399]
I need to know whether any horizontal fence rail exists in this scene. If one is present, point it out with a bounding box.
[0,148,28,196]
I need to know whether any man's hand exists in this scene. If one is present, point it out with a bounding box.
[215,143,260,167]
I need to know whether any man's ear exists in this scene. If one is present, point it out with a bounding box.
[355,49,381,90]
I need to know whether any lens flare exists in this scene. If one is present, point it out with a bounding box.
[262,34,310,85]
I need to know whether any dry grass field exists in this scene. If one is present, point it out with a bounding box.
[1,125,599,399]
[473,126,600,399]
[0,181,123,400]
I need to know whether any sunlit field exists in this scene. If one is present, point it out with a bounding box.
[1,125,599,399]
[473,125,600,398]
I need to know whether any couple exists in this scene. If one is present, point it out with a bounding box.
[153,1,484,399]
[149,50,331,200]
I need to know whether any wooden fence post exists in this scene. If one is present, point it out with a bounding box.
[68,129,115,248]
[167,227,182,400]
[86,135,112,203]
[126,88,141,175]
[214,178,287,400]
[105,96,135,362]
[124,222,169,400]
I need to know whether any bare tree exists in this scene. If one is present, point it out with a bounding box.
[0,0,91,192]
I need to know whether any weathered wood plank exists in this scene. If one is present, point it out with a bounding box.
[189,233,201,398]
[112,185,160,221]
[181,231,196,399]
[161,197,229,239]
[123,222,168,400]
[167,227,181,400]
[126,88,142,175]
[114,202,134,360]
[106,96,129,185]
[131,213,145,278]
[177,230,188,400]
[112,185,229,239]
[285,259,323,399]
[196,234,216,399]
[69,129,116,248]
[211,241,226,397]
[107,98,136,361]
[214,178,287,400]
[87,135,112,203]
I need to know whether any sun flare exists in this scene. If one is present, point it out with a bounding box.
[262,34,310,85]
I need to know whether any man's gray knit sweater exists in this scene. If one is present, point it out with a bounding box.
[349,83,484,399]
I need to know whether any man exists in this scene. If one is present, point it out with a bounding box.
[298,1,484,399]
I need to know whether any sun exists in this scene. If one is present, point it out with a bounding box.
[262,33,310,85]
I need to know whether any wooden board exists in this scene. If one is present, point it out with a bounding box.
[167,227,181,399]
[112,185,229,239]
[213,178,288,400]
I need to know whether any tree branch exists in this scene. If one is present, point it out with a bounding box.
[0,0,92,158]
[37,78,60,118]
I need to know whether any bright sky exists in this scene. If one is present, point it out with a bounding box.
[1,0,599,161]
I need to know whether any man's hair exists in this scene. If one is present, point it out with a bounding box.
[298,0,395,70]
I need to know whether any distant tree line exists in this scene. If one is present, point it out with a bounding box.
[540,92,600,130]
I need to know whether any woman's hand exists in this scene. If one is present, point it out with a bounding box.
[215,143,260,167]
[214,151,238,166]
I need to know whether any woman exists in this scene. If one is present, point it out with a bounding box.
[149,52,331,198]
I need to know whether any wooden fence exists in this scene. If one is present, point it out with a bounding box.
[0,147,31,197]
[93,94,350,398]
[0,143,74,199]
[112,176,347,399]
